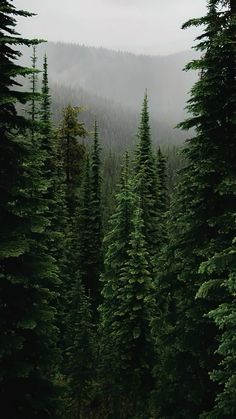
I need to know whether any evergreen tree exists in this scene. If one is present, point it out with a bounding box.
[40,54,52,162]
[99,153,135,413]
[197,237,236,418]
[65,275,95,419]
[99,156,155,418]
[135,92,163,264]
[156,147,168,214]
[74,156,93,292]
[90,121,103,301]
[58,105,88,214]
[154,1,236,417]
[71,122,103,310]
[0,2,60,417]
[40,54,67,269]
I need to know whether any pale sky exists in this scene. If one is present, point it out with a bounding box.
[16,0,207,55]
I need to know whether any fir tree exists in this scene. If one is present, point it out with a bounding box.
[0,2,60,417]
[156,147,168,214]
[74,156,93,291]
[99,153,135,413]
[154,1,236,417]
[135,92,163,264]
[65,275,95,419]
[71,122,103,310]
[58,105,88,214]
[90,121,103,299]
[198,237,236,418]
[99,157,155,417]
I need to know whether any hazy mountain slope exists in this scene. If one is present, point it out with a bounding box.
[21,42,196,120]
[50,83,185,151]
[19,42,197,149]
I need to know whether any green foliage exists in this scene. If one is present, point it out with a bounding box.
[65,275,96,419]
[73,123,103,309]
[99,155,155,417]
[134,92,164,264]
[58,105,88,213]
[198,239,236,418]
[153,1,236,417]
[0,2,60,416]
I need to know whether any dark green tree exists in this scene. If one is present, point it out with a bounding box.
[90,121,103,296]
[74,156,93,292]
[58,105,88,214]
[72,123,103,310]
[135,92,163,265]
[99,153,135,414]
[156,147,168,214]
[99,155,155,418]
[65,274,95,419]
[198,236,236,418]
[0,2,60,417]
[153,1,236,417]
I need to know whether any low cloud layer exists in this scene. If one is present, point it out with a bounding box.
[16,0,206,55]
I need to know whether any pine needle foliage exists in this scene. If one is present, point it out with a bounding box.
[99,154,155,418]
[153,1,236,417]
[0,2,60,416]
[135,93,164,265]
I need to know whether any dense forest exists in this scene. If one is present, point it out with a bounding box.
[0,1,236,418]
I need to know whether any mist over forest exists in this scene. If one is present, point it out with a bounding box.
[20,42,197,150]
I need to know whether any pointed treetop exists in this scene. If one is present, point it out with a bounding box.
[120,151,130,189]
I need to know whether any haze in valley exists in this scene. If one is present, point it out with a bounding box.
[16,0,206,149]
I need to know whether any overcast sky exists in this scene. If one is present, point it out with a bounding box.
[16,0,206,55]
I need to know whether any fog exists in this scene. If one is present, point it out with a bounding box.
[16,0,206,55]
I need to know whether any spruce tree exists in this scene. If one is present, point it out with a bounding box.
[71,122,103,310]
[74,156,93,292]
[0,2,60,417]
[100,156,155,418]
[154,1,236,417]
[99,154,135,413]
[135,92,163,264]
[197,237,236,418]
[156,147,168,214]
[65,275,95,419]
[90,121,103,304]
[58,105,87,214]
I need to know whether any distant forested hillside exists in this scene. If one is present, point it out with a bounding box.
[20,42,197,150]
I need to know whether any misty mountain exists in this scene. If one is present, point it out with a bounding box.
[20,42,197,150]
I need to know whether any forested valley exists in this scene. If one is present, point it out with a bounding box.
[0,1,236,418]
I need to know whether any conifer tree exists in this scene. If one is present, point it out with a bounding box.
[154,1,236,417]
[0,2,60,416]
[58,105,87,214]
[39,55,69,370]
[99,153,135,411]
[65,274,95,419]
[135,93,163,264]
[196,237,236,418]
[40,54,52,163]
[40,54,67,265]
[100,156,155,417]
[29,45,39,139]
[156,147,168,214]
[71,122,103,310]
[74,156,93,291]
[90,121,103,301]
